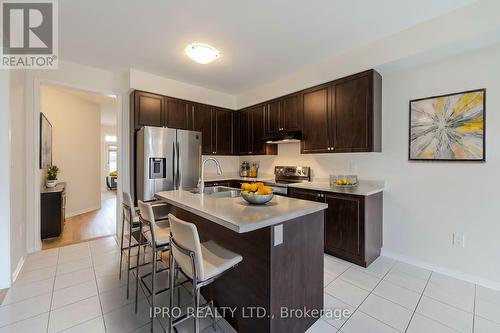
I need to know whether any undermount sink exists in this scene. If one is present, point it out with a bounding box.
[190,186,241,198]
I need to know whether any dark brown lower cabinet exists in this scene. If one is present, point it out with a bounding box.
[289,187,382,267]
[41,183,66,240]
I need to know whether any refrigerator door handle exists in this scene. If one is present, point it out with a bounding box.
[176,141,181,188]
[172,141,176,189]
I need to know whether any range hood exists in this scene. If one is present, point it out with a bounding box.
[261,130,302,144]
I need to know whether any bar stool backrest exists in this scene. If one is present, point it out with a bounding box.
[138,200,158,247]
[122,192,135,225]
[168,214,205,281]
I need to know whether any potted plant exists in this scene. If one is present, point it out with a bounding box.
[46,165,59,188]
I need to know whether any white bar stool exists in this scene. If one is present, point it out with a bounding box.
[119,192,141,299]
[168,213,243,333]
[137,200,172,332]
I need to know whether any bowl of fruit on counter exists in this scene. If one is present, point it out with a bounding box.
[240,182,274,204]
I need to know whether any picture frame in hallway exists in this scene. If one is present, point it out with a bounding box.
[409,89,486,161]
[40,113,53,168]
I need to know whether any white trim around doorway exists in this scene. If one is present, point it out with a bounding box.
[28,78,124,253]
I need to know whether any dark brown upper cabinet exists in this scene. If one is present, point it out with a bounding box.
[214,108,233,155]
[332,71,381,152]
[133,91,164,129]
[238,109,251,155]
[193,103,213,154]
[266,100,281,133]
[194,105,234,155]
[301,84,332,153]
[131,69,381,157]
[281,94,300,131]
[232,111,240,155]
[238,106,277,156]
[301,70,381,153]
[250,105,267,155]
[165,97,194,130]
[265,94,300,134]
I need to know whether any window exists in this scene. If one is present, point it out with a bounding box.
[105,135,117,143]
[107,145,117,174]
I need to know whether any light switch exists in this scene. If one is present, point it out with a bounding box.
[274,224,283,246]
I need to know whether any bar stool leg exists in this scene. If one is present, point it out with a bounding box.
[209,300,217,331]
[126,223,133,299]
[150,248,157,332]
[192,278,200,333]
[135,224,143,313]
[174,266,180,307]
[119,215,125,280]
[168,255,175,333]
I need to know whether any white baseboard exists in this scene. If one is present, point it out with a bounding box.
[66,205,101,218]
[12,256,25,283]
[381,249,500,291]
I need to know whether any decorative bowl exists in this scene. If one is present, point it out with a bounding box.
[241,192,274,205]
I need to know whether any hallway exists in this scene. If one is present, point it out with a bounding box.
[42,192,116,250]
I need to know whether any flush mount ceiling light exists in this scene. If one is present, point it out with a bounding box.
[185,43,220,64]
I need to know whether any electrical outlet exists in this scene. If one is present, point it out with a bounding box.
[453,233,465,248]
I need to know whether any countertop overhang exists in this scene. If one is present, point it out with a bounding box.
[155,189,328,233]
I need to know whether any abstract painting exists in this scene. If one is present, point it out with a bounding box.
[409,89,485,161]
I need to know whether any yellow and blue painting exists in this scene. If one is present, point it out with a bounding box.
[410,89,485,161]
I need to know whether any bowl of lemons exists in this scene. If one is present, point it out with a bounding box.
[240,182,274,205]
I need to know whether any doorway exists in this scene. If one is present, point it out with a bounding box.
[39,83,119,249]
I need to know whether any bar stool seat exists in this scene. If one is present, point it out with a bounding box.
[143,220,170,247]
[198,241,242,282]
[168,214,243,333]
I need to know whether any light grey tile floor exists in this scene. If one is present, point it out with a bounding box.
[2,236,499,333]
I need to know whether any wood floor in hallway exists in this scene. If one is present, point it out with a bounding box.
[42,192,117,250]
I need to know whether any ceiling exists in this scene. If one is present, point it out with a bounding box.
[59,0,475,94]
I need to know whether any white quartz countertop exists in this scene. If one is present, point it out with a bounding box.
[204,174,275,183]
[204,174,385,196]
[288,180,385,196]
[155,189,328,233]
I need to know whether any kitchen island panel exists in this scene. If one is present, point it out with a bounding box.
[173,207,324,333]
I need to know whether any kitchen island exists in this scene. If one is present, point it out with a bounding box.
[155,189,328,333]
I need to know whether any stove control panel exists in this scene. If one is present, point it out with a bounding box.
[274,166,311,181]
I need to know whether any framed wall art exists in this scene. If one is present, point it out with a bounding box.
[409,89,485,161]
[40,113,53,168]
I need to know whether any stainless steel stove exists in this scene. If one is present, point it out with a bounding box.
[264,166,311,196]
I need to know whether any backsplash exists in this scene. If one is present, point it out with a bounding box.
[241,143,385,181]
[201,155,240,176]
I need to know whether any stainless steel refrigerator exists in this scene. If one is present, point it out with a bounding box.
[136,126,201,201]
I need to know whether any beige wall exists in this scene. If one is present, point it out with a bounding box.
[1,70,12,288]
[41,85,101,217]
[9,70,27,282]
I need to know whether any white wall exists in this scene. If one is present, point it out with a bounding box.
[0,71,12,288]
[129,69,237,109]
[41,85,102,217]
[244,43,500,288]
[10,70,27,282]
[201,155,240,176]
